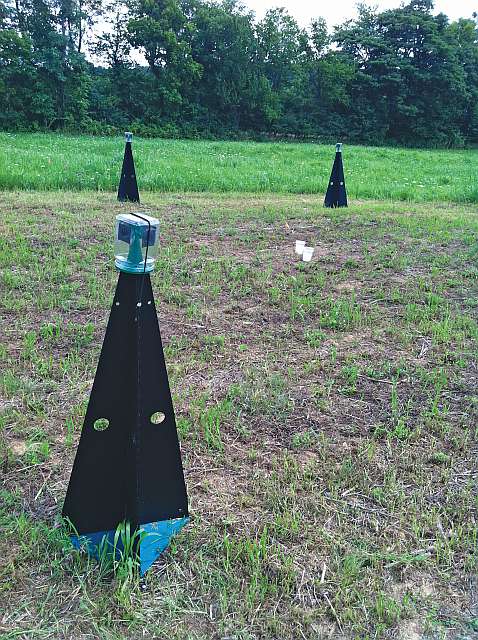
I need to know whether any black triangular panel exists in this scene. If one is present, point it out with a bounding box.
[324,148,347,208]
[63,273,188,536]
[118,141,140,203]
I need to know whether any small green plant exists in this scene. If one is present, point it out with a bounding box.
[40,321,62,341]
[291,429,317,449]
[110,521,145,588]
[384,377,414,440]
[72,322,95,348]
[203,334,225,349]
[197,399,233,451]
[319,295,364,330]
[25,428,50,464]
[227,369,293,420]
[340,364,359,395]
[429,451,450,465]
[305,328,326,348]
[374,592,410,625]
[22,330,37,360]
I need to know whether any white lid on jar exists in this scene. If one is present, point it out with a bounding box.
[116,213,159,227]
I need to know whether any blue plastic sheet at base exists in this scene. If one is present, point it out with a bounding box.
[71,528,117,557]
[71,517,189,575]
[139,517,189,574]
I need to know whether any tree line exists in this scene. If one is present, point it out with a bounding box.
[1,0,478,146]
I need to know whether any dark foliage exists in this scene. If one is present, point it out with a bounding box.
[1,0,477,146]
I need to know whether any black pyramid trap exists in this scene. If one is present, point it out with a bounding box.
[118,132,140,203]
[63,213,188,574]
[324,143,348,208]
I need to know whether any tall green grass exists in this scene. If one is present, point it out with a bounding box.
[2,132,478,202]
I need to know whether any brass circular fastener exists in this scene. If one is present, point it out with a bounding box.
[151,412,166,424]
[94,418,110,431]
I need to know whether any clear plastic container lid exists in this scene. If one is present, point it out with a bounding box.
[115,213,160,274]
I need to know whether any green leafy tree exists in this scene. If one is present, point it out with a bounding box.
[127,0,201,114]
[334,0,469,145]
[0,28,36,128]
[448,17,478,142]
[0,0,91,128]
[255,8,312,134]
[186,0,274,132]
[1,0,478,143]
[256,7,309,92]
[92,0,131,68]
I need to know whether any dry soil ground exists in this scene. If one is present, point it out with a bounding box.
[1,191,478,639]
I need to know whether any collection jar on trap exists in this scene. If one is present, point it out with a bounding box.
[114,213,160,274]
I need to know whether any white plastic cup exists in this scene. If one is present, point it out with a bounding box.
[295,240,305,255]
[302,246,314,262]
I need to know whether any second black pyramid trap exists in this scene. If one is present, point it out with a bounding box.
[118,132,140,203]
[324,143,348,208]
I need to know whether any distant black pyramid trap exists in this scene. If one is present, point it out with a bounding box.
[324,143,348,208]
[118,132,140,203]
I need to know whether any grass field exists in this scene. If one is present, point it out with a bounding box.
[1,143,478,639]
[2,132,478,202]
